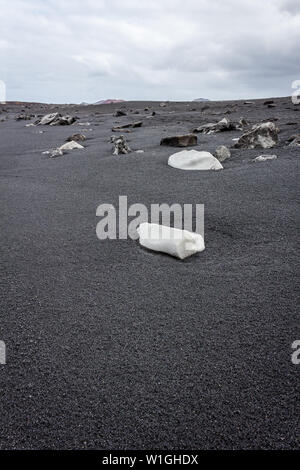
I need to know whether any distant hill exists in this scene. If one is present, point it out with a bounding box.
[193,98,210,102]
[94,99,125,105]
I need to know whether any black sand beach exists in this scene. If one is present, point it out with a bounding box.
[0,97,299,449]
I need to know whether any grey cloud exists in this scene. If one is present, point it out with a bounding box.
[0,0,299,102]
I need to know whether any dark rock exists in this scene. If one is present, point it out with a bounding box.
[160,134,197,147]
[114,110,127,117]
[112,121,142,131]
[15,114,34,121]
[287,135,300,147]
[264,100,274,105]
[132,121,143,128]
[66,133,86,142]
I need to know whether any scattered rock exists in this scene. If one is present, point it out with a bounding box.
[160,134,197,147]
[111,128,132,133]
[112,135,131,155]
[66,133,86,142]
[159,102,167,107]
[42,148,64,158]
[288,135,300,147]
[49,148,64,158]
[234,122,279,149]
[168,150,223,171]
[137,223,205,260]
[59,141,84,151]
[132,121,143,128]
[215,145,231,162]
[252,155,277,162]
[114,110,127,117]
[15,114,34,121]
[112,121,142,131]
[193,117,245,134]
[36,113,76,126]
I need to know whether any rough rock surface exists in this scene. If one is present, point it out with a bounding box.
[215,145,231,162]
[36,113,76,126]
[193,117,247,134]
[111,135,131,155]
[234,122,279,149]
[160,134,197,147]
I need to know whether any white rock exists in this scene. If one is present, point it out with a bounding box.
[168,149,223,171]
[135,150,144,153]
[252,154,277,162]
[59,141,84,151]
[39,113,59,125]
[50,148,64,158]
[137,223,205,260]
[42,148,64,158]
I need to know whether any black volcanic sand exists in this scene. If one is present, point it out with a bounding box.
[0,98,299,449]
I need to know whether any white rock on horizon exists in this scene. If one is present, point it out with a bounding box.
[168,149,223,171]
[137,223,205,260]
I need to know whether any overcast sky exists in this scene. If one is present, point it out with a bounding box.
[0,0,300,103]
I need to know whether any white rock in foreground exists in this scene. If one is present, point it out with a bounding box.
[59,141,84,151]
[168,150,223,171]
[252,154,277,162]
[137,223,205,260]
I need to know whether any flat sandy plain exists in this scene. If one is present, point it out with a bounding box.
[0,97,299,449]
